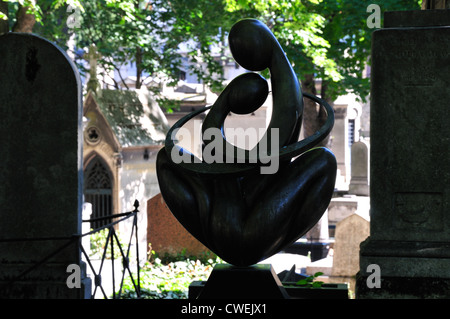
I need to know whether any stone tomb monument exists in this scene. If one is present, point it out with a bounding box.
[356,9,450,298]
[0,33,90,298]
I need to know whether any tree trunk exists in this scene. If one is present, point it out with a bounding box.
[135,46,142,89]
[301,73,330,147]
[319,79,334,148]
[134,0,142,89]
[0,1,8,35]
[421,0,450,9]
[13,5,36,33]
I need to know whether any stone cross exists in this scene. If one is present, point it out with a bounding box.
[85,44,101,92]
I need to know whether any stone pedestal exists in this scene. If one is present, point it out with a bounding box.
[356,10,450,299]
[192,264,289,299]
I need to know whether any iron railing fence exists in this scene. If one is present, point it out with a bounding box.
[0,200,141,299]
[81,199,141,299]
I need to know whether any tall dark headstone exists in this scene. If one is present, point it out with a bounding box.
[356,10,450,298]
[0,33,90,298]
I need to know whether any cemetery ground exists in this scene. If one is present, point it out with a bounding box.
[96,241,341,299]
[2,5,449,301]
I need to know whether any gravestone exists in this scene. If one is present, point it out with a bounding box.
[330,213,369,292]
[356,10,450,298]
[348,141,369,196]
[328,195,370,237]
[0,33,90,298]
[147,193,212,258]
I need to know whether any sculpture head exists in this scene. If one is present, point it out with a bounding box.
[229,19,274,71]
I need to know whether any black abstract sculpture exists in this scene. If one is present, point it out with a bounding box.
[156,19,336,267]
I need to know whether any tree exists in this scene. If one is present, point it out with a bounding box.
[224,0,340,145]
[308,0,421,142]
[1,1,249,110]
[61,1,248,92]
[55,0,254,109]
[225,0,421,144]
[1,0,421,116]
[0,1,74,36]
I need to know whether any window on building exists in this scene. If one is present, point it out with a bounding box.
[84,157,113,230]
[348,119,355,148]
[179,70,186,81]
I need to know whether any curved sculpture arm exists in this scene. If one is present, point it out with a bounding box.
[163,92,334,175]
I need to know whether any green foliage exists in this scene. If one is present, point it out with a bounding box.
[89,228,127,260]
[296,271,324,288]
[120,255,223,299]
[313,0,421,102]
[2,0,43,22]
[149,247,219,266]
[2,0,422,107]
[61,0,252,110]
[225,0,421,102]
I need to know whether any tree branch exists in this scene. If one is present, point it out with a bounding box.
[13,4,36,33]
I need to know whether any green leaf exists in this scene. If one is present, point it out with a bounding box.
[314,272,324,278]
[312,281,324,288]
[296,279,309,286]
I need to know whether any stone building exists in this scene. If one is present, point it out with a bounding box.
[82,88,170,259]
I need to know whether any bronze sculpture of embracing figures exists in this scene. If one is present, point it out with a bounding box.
[156,19,336,267]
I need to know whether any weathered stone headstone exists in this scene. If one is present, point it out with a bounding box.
[356,10,450,298]
[348,141,369,196]
[0,33,90,298]
[327,195,370,237]
[331,213,370,292]
[147,193,212,258]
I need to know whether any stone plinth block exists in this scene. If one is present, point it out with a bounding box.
[194,264,289,299]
